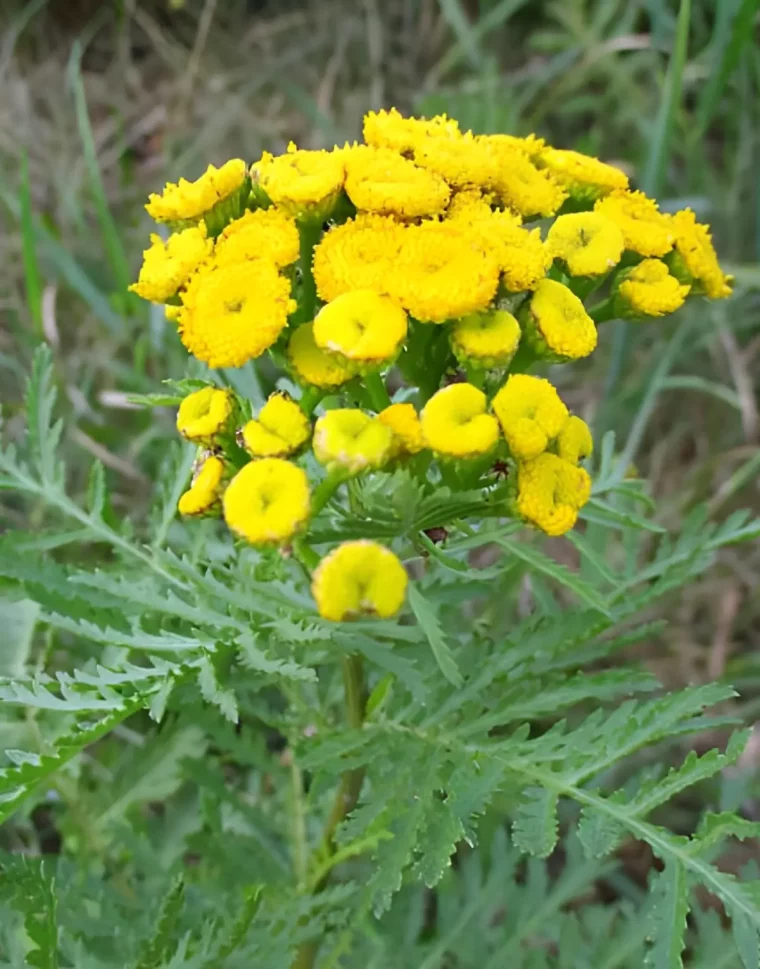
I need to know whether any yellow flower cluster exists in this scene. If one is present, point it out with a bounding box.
[132,109,733,623]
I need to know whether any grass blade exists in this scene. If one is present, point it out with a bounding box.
[20,152,43,339]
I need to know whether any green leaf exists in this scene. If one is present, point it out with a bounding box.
[512,787,559,858]
[645,862,689,968]
[407,583,463,687]
[19,151,43,338]
[577,806,625,859]
[0,858,59,969]
[133,876,185,969]
[197,655,239,724]
[0,597,38,676]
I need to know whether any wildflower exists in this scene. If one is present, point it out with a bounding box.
[312,540,408,621]
[546,212,624,277]
[223,458,310,545]
[413,131,498,189]
[313,409,393,473]
[251,143,345,220]
[492,374,569,461]
[421,383,499,459]
[594,190,674,257]
[313,214,407,303]
[492,152,567,218]
[450,309,521,368]
[615,259,690,318]
[377,403,424,456]
[313,290,408,367]
[668,209,733,299]
[288,322,354,389]
[363,107,460,153]
[176,386,233,443]
[129,226,213,302]
[476,132,545,159]
[178,454,226,517]
[522,278,597,361]
[516,452,591,536]
[215,208,299,269]
[179,258,296,369]
[556,415,593,465]
[391,221,501,323]
[146,159,247,223]
[446,188,507,222]
[537,147,628,201]
[344,145,450,218]
[240,393,310,458]
[165,304,182,323]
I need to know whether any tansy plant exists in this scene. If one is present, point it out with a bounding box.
[1,110,759,968]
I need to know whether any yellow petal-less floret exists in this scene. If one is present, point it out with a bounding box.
[146,159,247,223]
[524,278,597,361]
[537,148,628,201]
[312,540,408,621]
[178,454,225,516]
[312,214,407,303]
[313,409,394,473]
[344,145,450,218]
[516,452,591,536]
[223,458,310,545]
[377,403,425,456]
[176,387,233,443]
[215,208,299,269]
[476,133,545,159]
[668,209,733,299]
[363,108,460,154]
[616,259,691,318]
[546,212,625,277]
[287,322,354,389]
[130,226,213,302]
[313,290,408,365]
[413,131,499,189]
[556,415,593,465]
[492,374,569,461]
[492,152,568,218]
[178,258,296,369]
[252,143,345,219]
[450,309,521,368]
[421,383,499,459]
[240,393,311,458]
[594,190,674,257]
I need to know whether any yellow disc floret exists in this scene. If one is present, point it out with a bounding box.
[450,309,521,368]
[616,259,691,317]
[312,540,408,621]
[252,143,344,219]
[524,278,597,361]
[223,458,310,545]
[344,145,450,218]
[313,214,407,303]
[130,226,213,302]
[176,386,233,442]
[215,208,299,269]
[313,409,393,473]
[313,290,408,365]
[546,212,624,277]
[668,209,732,299]
[240,393,311,458]
[537,148,628,201]
[421,383,499,459]
[377,403,425,456]
[413,131,498,189]
[492,374,569,461]
[516,452,591,536]
[146,159,247,223]
[594,190,674,257]
[178,454,225,517]
[492,152,568,218]
[287,322,354,389]
[556,415,593,465]
[363,107,460,153]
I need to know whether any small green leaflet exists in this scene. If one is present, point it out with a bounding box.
[408,583,463,687]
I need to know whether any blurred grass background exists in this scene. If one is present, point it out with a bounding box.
[1,0,759,689]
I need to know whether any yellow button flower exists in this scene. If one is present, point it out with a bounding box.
[594,190,674,257]
[179,258,296,369]
[313,290,408,366]
[476,132,545,159]
[615,258,691,318]
[287,322,354,389]
[413,131,499,189]
[240,393,311,458]
[363,107,460,153]
[524,278,597,361]
[176,386,233,443]
[492,153,568,218]
[146,159,247,223]
[344,145,450,218]
[252,143,345,220]
[178,454,225,517]
[130,226,213,302]
[556,415,593,465]
[516,452,591,536]
[215,208,299,269]
[537,147,628,201]
[312,540,408,621]
[377,403,425,456]
[446,188,508,222]
[546,212,625,277]
[165,304,182,324]
[313,214,407,303]
[223,458,310,545]
[492,374,569,461]
[421,383,499,459]
[668,209,732,299]
[450,309,521,368]
[313,409,394,473]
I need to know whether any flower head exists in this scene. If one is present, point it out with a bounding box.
[240,393,311,458]
[146,159,247,223]
[537,148,628,201]
[556,415,593,465]
[492,152,567,218]
[377,403,425,456]
[215,208,299,269]
[523,278,597,361]
[594,190,674,257]
[450,309,521,368]
[344,145,450,218]
[176,386,233,443]
[516,452,591,536]
[178,454,226,517]
[546,212,624,277]
[130,226,213,302]
[476,133,545,159]
[178,257,295,368]
[668,209,732,299]
[313,214,407,303]
[363,107,460,153]
[287,322,354,389]
[615,258,690,317]
[251,144,344,220]
[313,290,408,366]
[223,458,310,545]
[312,540,408,621]
[313,409,393,473]
[421,383,499,459]
[413,131,498,189]
[492,374,569,460]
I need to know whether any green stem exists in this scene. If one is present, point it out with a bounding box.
[299,386,324,417]
[364,370,391,412]
[311,472,347,516]
[463,362,485,390]
[588,297,618,323]
[295,221,322,324]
